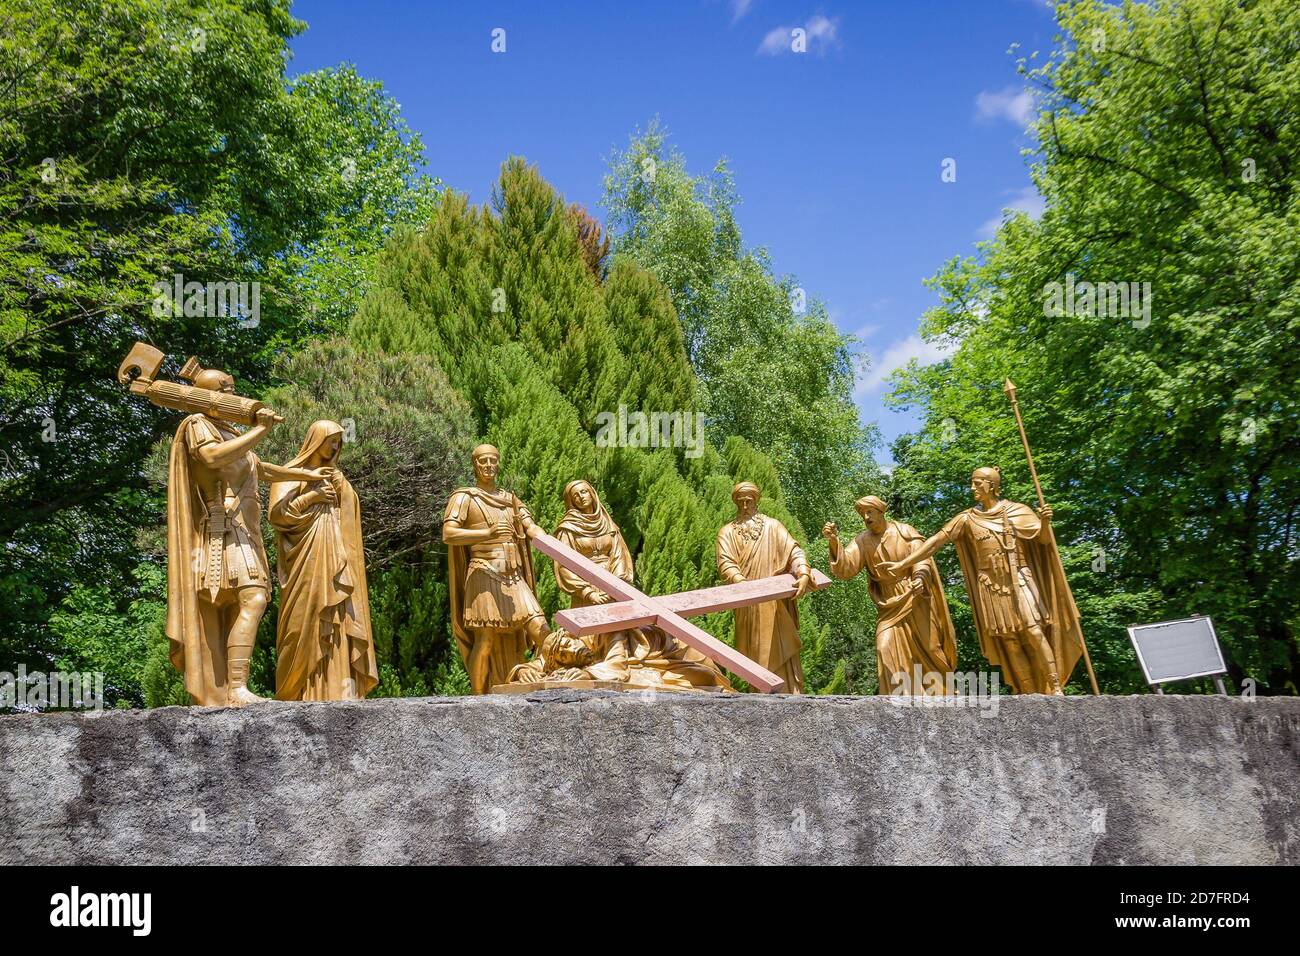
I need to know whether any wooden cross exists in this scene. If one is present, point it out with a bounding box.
[530,531,831,693]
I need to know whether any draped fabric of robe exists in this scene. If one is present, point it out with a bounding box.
[829,520,958,695]
[269,422,378,701]
[942,500,1084,693]
[545,481,730,690]
[716,514,809,694]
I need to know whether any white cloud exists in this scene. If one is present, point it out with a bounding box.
[974,86,1035,125]
[856,333,956,396]
[977,185,1045,239]
[758,15,840,55]
[806,14,838,42]
[758,26,794,54]
[731,0,754,23]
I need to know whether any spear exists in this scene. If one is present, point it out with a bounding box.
[1003,378,1101,695]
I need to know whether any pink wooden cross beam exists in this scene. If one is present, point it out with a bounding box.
[530,531,831,693]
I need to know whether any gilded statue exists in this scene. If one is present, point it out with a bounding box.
[715,482,812,694]
[156,360,327,706]
[269,421,378,701]
[508,480,731,690]
[880,467,1084,695]
[823,495,957,695]
[442,444,548,695]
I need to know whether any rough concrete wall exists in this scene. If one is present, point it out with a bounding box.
[0,693,1295,864]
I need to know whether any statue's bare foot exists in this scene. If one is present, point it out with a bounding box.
[227,685,267,707]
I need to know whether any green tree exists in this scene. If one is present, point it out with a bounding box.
[274,66,442,339]
[1,0,437,681]
[889,0,1300,693]
[602,123,882,691]
[259,338,477,562]
[347,159,870,693]
[48,561,165,708]
[602,122,883,539]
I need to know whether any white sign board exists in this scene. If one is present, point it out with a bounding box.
[1127,616,1226,686]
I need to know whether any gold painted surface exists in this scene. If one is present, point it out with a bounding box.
[505,480,732,692]
[120,343,328,706]
[823,495,958,695]
[881,468,1085,695]
[715,482,812,694]
[269,421,378,702]
[442,445,549,694]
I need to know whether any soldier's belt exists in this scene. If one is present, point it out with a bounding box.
[203,499,226,593]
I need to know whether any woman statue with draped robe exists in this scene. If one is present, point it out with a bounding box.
[510,479,730,690]
[268,420,379,701]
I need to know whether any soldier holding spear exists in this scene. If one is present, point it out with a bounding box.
[880,379,1098,695]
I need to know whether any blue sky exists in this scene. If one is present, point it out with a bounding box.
[288,0,1059,462]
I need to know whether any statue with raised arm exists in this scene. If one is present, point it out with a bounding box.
[158,362,326,706]
[878,467,1083,695]
[442,444,549,695]
[823,495,958,695]
[716,482,812,694]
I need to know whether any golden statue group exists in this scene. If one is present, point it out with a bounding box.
[123,342,1094,704]
[119,344,378,707]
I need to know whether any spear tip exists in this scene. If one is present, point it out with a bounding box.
[1003,377,1017,397]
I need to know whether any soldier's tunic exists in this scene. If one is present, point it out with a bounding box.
[445,488,544,629]
[184,416,270,599]
[936,498,1085,694]
[939,502,1046,638]
[443,486,543,689]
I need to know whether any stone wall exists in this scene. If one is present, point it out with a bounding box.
[1,692,1295,864]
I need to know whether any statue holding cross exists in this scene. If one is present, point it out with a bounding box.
[442,452,831,695]
[506,479,732,691]
[519,526,829,693]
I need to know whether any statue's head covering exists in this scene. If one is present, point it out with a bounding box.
[855,495,888,516]
[731,481,761,504]
[285,420,344,469]
[193,368,234,392]
[558,479,617,538]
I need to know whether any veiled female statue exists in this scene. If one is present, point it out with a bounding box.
[509,479,731,691]
[268,420,379,701]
